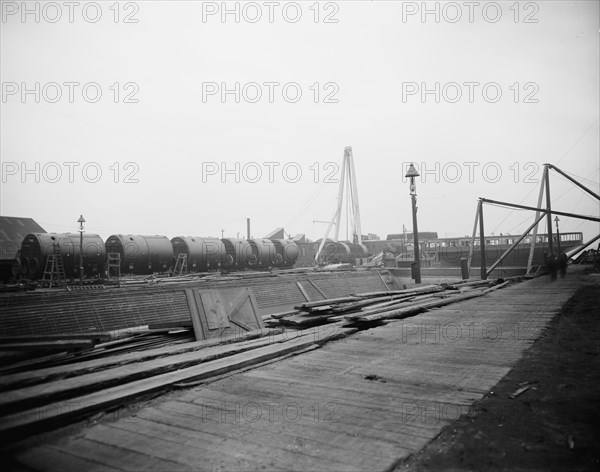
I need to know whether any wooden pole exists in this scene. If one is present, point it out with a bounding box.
[527,169,546,273]
[478,199,486,280]
[544,165,554,255]
[411,191,421,284]
[467,203,479,273]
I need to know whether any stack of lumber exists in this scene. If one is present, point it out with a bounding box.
[263,279,511,328]
[0,329,197,375]
[0,325,357,442]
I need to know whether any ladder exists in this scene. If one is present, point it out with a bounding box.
[40,243,67,288]
[172,253,187,276]
[106,252,121,282]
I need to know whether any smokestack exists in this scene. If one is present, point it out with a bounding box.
[247,218,251,239]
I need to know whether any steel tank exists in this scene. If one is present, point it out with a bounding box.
[315,240,367,264]
[347,242,369,261]
[247,238,276,268]
[20,233,105,279]
[221,238,253,270]
[171,237,225,272]
[315,239,349,264]
[270,239,300,267]
[105,234,173,275]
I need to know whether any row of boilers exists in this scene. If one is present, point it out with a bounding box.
[19,233,301,279]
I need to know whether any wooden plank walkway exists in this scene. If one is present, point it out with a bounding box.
[8,272,589,471]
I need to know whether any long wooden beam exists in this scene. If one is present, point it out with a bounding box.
[544,165,554,254]
[486,212,546,276]
[546,164,600,200]
[479,198,600,222]
[478,200,486,280]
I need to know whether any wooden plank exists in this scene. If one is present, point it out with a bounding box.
[346,290,489,323]
[14,444,122,472]
[0,334,110,343]
[0,328,278,391]
[0,330,319,412]
[54,436,195,471]
[268,309,300,319]
[353,284,444,298]
[199,290,231,330]
[185,288,205,341]
[296,281,311,301]
[295,296,361,309]
[0,327,357,440]
[0,340,95,351]
[111,413,365,471]
[84,423,267,472]
[147,320,193,330]
[141,401,400,470]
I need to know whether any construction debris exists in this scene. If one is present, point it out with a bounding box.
[509,385,531,399]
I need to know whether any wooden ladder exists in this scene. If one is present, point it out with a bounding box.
[172,253,187,276]
[106,252,121,283]
[40,243,67,288]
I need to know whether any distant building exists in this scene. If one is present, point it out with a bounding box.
[264,227,285,239]
[386,232,439,241]
[362,233,380,241]
[292,233,307,243]
[0,216,46,282]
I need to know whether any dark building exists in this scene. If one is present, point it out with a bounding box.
[0,216,46,282]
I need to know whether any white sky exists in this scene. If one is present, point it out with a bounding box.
[1,0,599,243]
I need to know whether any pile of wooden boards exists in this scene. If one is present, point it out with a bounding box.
[263,279,512,328]
[0,324,359,443]
[0,329,196,376]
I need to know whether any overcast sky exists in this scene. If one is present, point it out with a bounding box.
[1,0,598,243]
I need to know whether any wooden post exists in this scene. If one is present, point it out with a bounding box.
[468,203,479,273]
[478,199,487,280]
[411,192,421,284]
[527,169,546,273]
[544,165,554,255]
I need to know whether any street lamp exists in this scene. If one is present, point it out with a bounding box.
[554,216,561,254]
[405,163,421,284]
[78,215,85,286]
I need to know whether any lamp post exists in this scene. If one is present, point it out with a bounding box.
[554,216,561,254]
[405,163,421,284]
[78,215,85,286]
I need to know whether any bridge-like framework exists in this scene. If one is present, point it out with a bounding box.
[468,163,600,279]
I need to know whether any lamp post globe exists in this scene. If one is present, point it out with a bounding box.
[554,216,561,254]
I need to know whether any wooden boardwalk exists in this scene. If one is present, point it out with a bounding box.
[9,272,590,471]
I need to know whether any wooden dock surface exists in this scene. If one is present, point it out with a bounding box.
[9,271,592,471]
